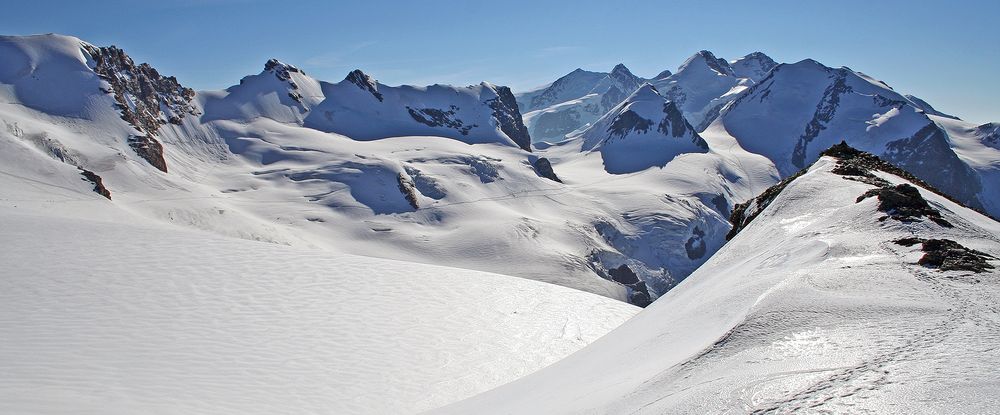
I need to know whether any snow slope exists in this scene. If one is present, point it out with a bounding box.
[436,153,1000,414]
[0,189,638,414]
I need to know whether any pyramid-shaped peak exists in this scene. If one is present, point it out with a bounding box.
[679,50,734,76]
[626,83,662,101]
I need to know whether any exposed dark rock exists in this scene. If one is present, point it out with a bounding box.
[823,141,997,221]
[857,184,952,227]
[406,106,475,135]
[684,227,707,259]
[264,58,302,82]
[128,135,168,173]
[533,157,561,182]
[607,110,653,139]
[83,44,196,137]
[608,264,651,307]
[396,173,419,210]
[792,70,852,169]
[345,69,383,102]
[485,85,532,151]
[658,102,709,149]
[727,168,808,240]
[79,168,111,200]
[893,238,995,273]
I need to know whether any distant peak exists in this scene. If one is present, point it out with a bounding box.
[680,50,734,76]
[611,63,630,73]
[344,69,383,102]
[653,69,673,80]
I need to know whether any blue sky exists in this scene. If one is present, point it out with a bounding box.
[3,0,997,123]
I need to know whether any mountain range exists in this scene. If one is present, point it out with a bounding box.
[1,32,998,413]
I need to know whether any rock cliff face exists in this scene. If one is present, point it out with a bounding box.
[485,85,532,151]
[83,44,196,172]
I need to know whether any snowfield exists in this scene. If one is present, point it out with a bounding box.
[436,157,1000,414]
[0,204,637,415]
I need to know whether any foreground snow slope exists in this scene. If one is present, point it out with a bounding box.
[436,155,1000,414]
[0,194,638,414]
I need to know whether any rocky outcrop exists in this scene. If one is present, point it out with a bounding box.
[894,238,995,273]
[264,59,305,103]
[607,264,651,307]
[79,168,111,200]
[83,44,196,174]
[345,69,383,102]
[397,173,419,210]
[822,141,996,221]
[83,44,196,136]
[485,85,532,151]
[857,184,952,227]
[128,135,168,173]
[406,105,476,135]
[727,168,807,240]
[532,157,561,182]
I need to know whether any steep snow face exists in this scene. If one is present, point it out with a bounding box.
[200,59,328,124]
[730,51,777,82]
[718,59,997,215]
[516,64,645,144]
[651,50,754,131]
[303,72,531,151]
[0,203,638,415]
[579,84,709,174]
[436,154,1000,414]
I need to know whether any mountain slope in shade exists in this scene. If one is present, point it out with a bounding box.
[717,58,999,216]
[435,148,1000,414]
[578,84,709,174]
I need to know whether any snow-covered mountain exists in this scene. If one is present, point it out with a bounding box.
[515,63,645,143]
[436,145,1000,414]
[0,34,777,306]
[649,50,758,131]
[578,84,709,174]
[519,50,778,143]
[716,58,1000,216]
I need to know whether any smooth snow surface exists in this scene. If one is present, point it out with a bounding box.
[437,157,1000,414]
[0,205,637,415]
